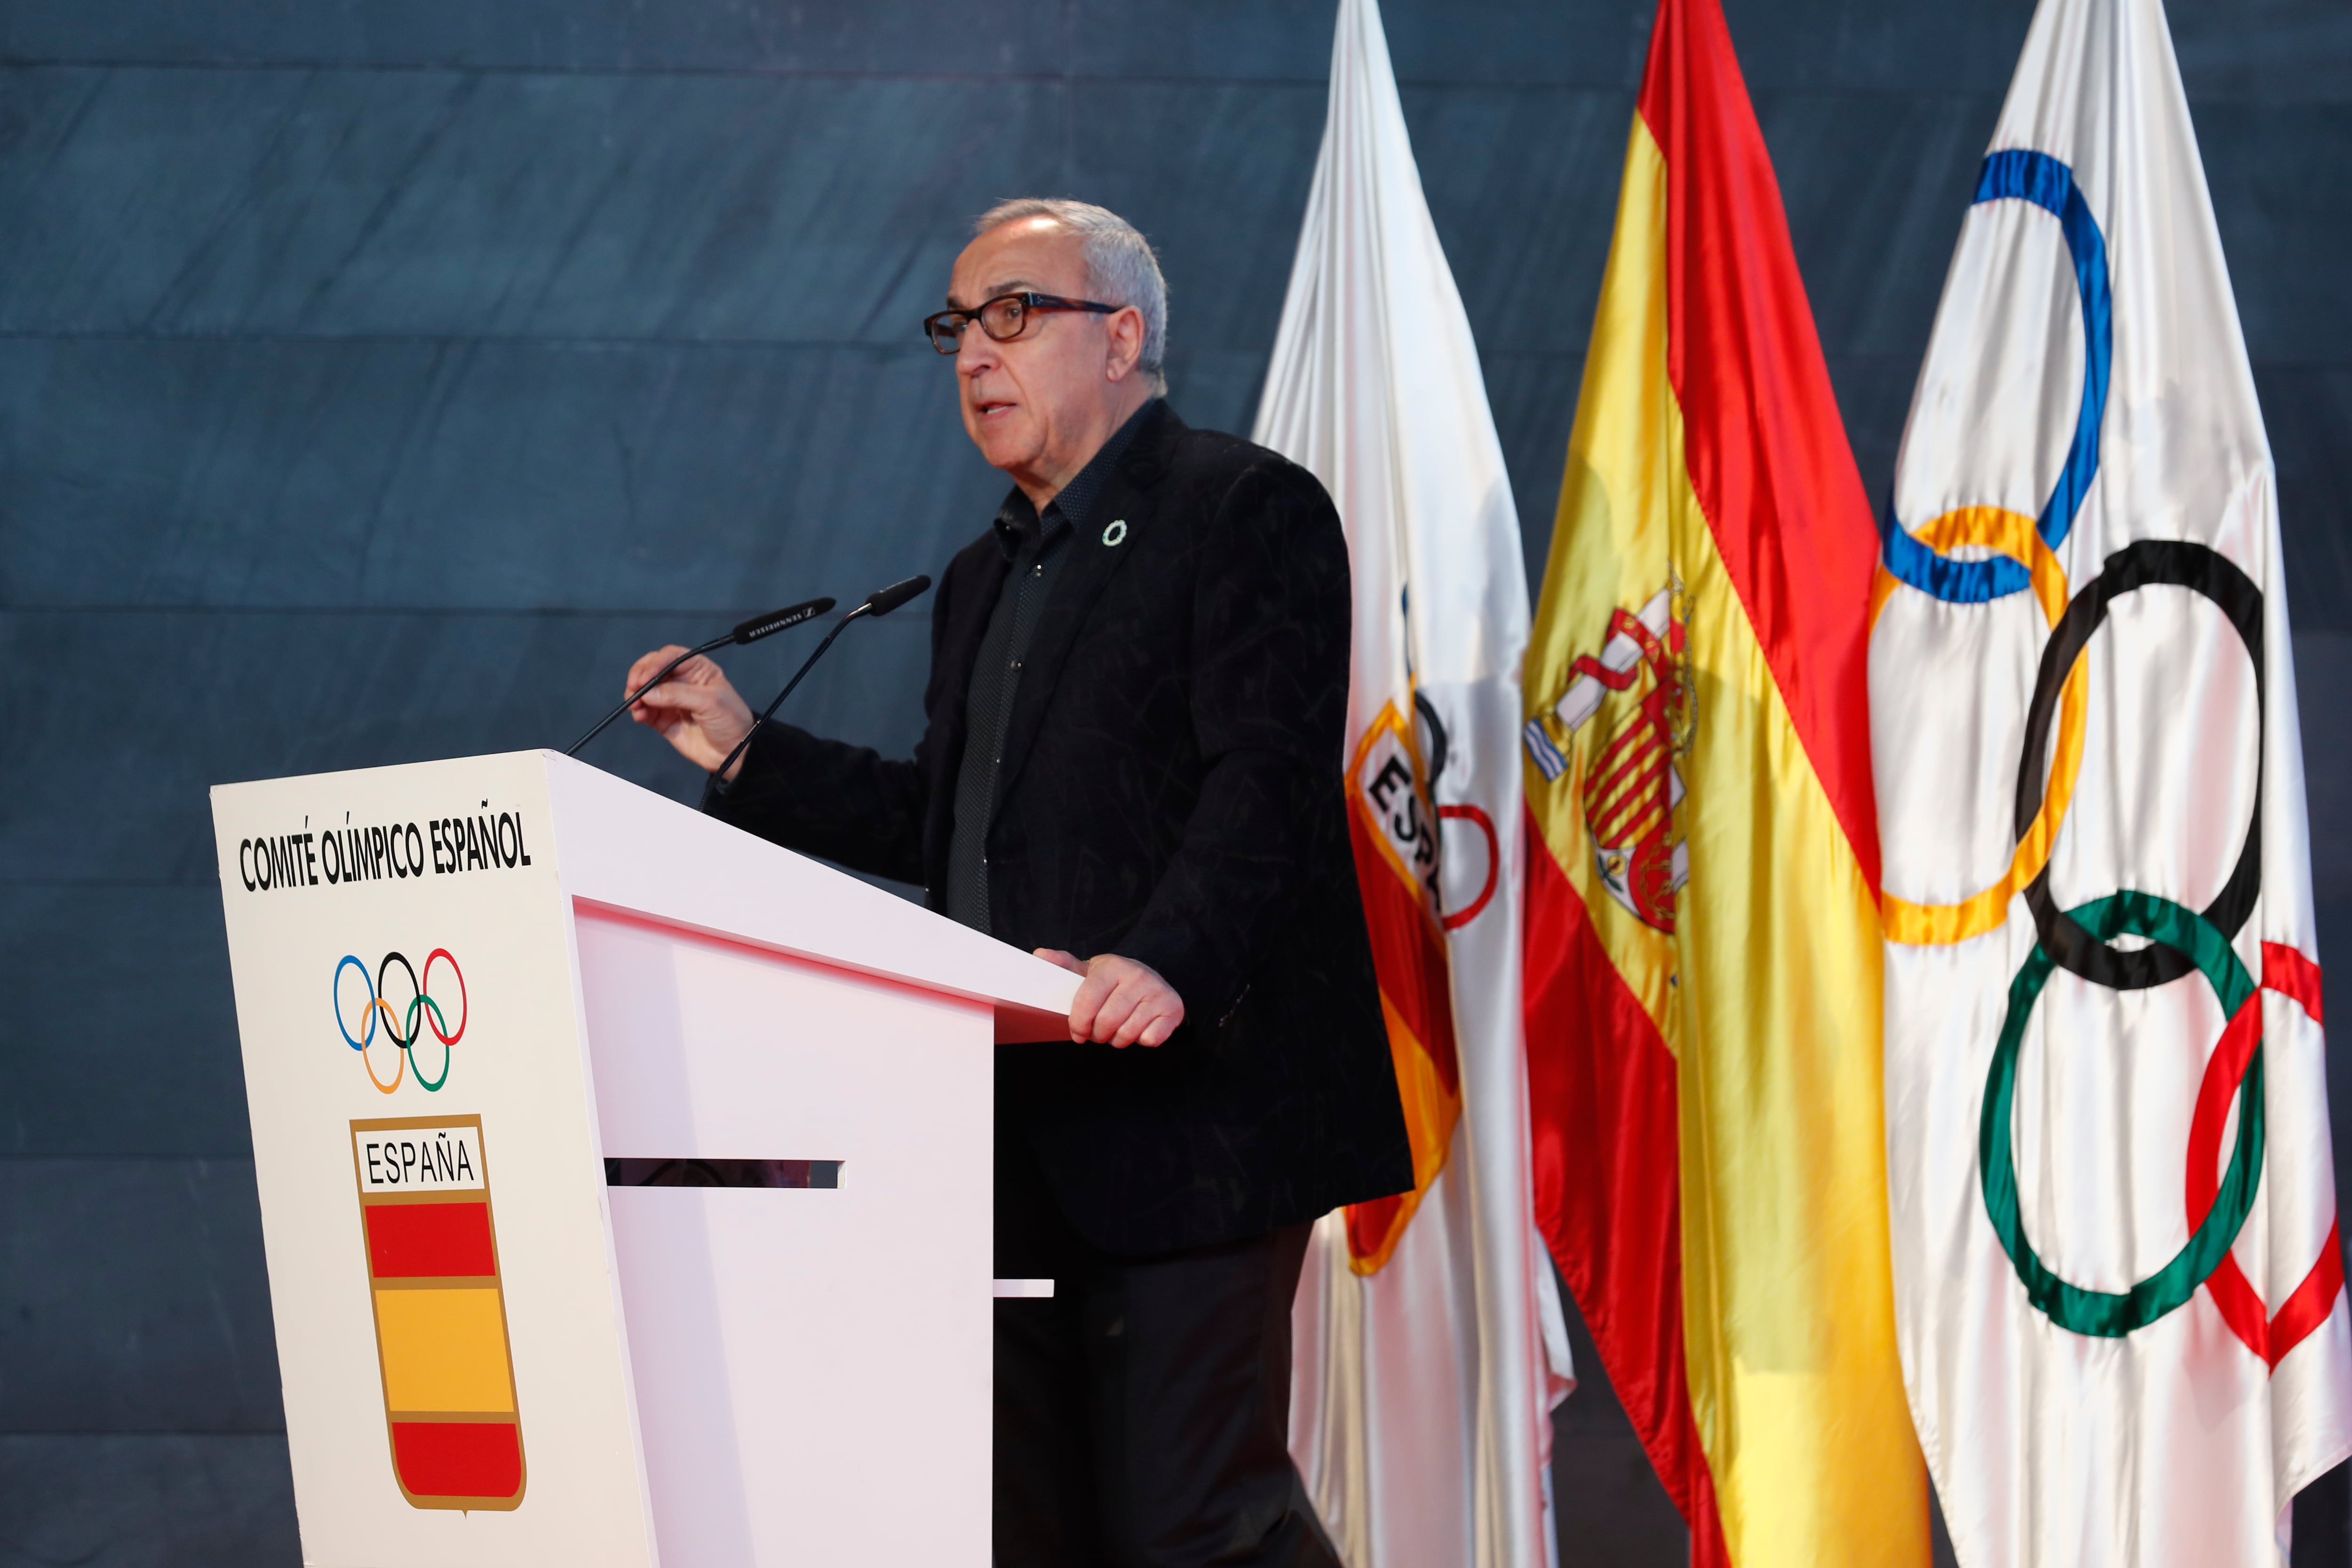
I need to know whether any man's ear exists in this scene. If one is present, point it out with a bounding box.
[1104,305,1146,383]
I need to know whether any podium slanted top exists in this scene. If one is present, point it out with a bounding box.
[212,748,1079,1043]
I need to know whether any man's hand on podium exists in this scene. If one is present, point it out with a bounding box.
[625,646,756,780]
[1034,950,1184,1049]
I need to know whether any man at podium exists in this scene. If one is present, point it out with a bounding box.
[621,199,1409,1568]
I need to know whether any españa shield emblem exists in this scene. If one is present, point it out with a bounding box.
[349,1114,527,1510]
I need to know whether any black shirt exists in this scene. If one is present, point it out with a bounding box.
[946,399,1157,932]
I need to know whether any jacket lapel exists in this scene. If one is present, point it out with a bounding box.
[991,403,1182,809]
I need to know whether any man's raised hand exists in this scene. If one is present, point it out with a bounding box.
[624,646,755,778]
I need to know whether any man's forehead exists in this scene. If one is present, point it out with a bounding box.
[950,223,1083,302]
[955,273,1043,302]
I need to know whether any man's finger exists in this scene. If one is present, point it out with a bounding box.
[632,683,713,719]
[1110,980,1179,1049]
[1067,972,1112,1042]
[1091,984,1143,1046]
[1108,995,1157,1049]
[625,645,691,690]
[1033,948,1088,976]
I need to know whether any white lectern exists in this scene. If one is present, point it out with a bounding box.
[210,749,1078,1567]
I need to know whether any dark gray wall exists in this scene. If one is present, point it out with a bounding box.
[1,2,2347,1563]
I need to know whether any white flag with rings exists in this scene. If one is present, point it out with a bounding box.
[1253,0,1572,1563]
[1868,0,2352,1560]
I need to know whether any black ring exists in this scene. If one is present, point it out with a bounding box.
[1414,690,1450,791]
[375,951,422,1049]
[2015,539,2264,990]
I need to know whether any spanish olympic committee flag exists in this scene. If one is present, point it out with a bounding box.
[1255,0,1569,1562]
[1869,0,2352,1558]
[1519,0,1926,1562]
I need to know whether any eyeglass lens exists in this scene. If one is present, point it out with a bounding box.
[979,296,1027,339]
[929,295,1036,352]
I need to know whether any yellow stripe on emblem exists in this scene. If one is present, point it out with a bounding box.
[373,1287,517,1414]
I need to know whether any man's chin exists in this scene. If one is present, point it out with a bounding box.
[974,427,1042,475]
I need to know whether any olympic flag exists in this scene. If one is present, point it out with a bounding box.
[1253,0,1570,1561]
[1519,0,1928,1561]
[1870,0,2352,1559]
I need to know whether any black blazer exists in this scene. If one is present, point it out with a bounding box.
[704,403,1412,1255]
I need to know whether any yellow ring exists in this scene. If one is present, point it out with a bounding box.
[363,997,406,1093]
[1870,507,2082,946]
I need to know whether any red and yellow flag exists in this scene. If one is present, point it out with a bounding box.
[1520,0,1925,1561]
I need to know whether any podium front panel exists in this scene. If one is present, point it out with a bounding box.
[213,753,657,1568]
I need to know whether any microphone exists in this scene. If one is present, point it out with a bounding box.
[709,575,934,784]
[728,600,836,644]
[862,574,933,619]
[564,597,835,757]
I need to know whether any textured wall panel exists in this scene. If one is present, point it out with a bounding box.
[0,0,1066,76]
[2168,0,2352,101]
[0,887,246,1157]
[2193,103,2352,364]
[0,1159,280,1432]
[0,69,1073,340]
[1062,80,1326,352]
[0,338,1003,609]
[0,608,931,882]
[1758,90,2002,358]
[0,1435,295,1568]
[1723,0,2036,91]
[2263,366,2352,629]
[1403,85,1636,357]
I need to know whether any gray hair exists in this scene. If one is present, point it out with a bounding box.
[973,198,1168,392]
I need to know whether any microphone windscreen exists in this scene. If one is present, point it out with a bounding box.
[863,575,933,618]
[731,597,836,644]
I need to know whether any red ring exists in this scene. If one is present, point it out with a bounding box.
[1438,804,1501,932]
[420,948,468,1044]
[2187,952,2343,1367]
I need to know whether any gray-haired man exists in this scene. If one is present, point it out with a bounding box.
[626,200,1410,1566]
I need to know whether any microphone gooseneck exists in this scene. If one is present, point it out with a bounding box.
[709,575,934,784]
[564,596,836,758]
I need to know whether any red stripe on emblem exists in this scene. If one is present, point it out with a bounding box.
[390,1420,524,1502]
[365,1201,498,1279]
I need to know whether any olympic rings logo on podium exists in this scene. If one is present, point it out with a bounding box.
[334,950,468,1095]
[1872,148,2343,1365]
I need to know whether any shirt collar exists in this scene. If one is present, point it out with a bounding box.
[992,398,1160,560]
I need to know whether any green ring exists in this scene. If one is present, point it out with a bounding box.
[1980,890,2263,1337]
[403,995,453,1093]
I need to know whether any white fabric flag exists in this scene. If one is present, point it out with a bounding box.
[1252,1,1571,1564]
[1869,0,2352,1560]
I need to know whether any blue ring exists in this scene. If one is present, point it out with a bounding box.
[333,955,375,1051]
[1881,149,2112,604]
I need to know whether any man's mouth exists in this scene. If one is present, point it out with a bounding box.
[974,398,1016,419]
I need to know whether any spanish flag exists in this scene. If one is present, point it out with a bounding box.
[1519,0,1925,1561]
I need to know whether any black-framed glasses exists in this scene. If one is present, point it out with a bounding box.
[924,292,1118,353]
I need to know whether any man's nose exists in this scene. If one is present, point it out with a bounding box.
[957,328,999,378]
